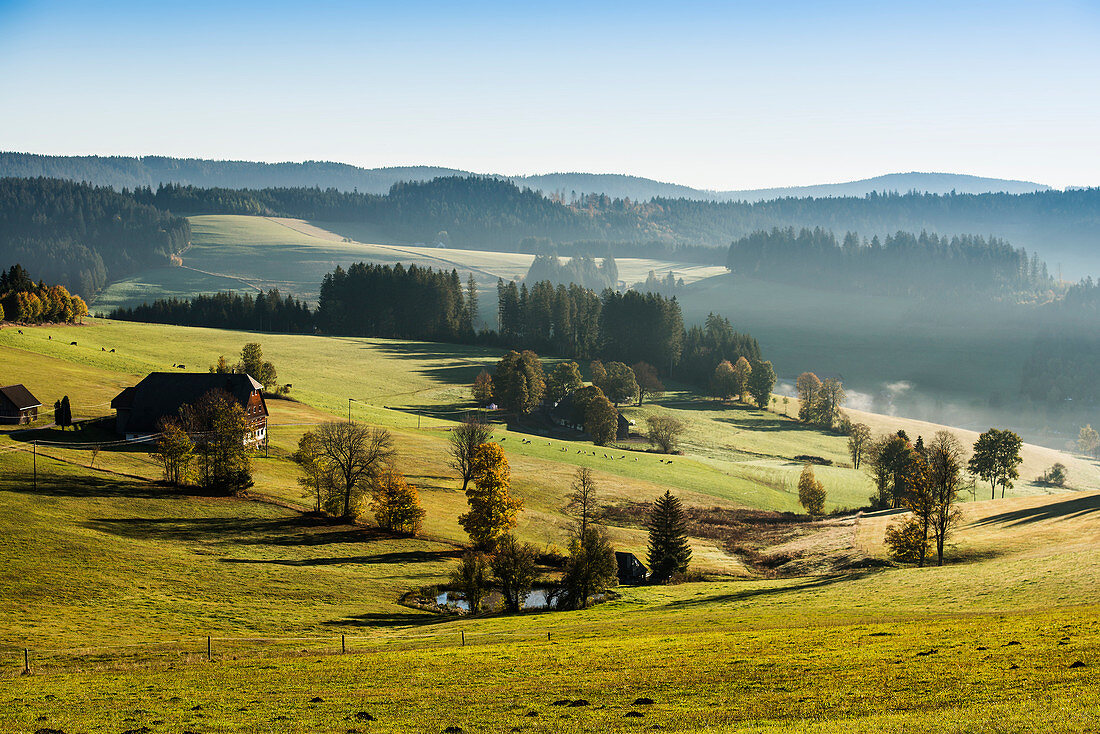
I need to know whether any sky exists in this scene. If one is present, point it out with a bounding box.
[1,0,1098,190]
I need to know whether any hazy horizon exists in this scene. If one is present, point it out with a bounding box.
[2,0,1098,190]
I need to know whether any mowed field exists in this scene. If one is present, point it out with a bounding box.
[91,215,727,316]
[2,320,1099,731]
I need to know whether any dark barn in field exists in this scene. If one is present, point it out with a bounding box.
[616,552,648,585]
[0,384,42,424]
[111,372,268,445]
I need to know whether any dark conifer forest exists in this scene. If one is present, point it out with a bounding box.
[0,177,190,296]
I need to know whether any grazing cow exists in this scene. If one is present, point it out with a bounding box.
[101,347,106,351]
[48,335,52,340]
[177,364,186,369]
[17,330,23,335]
[109,349,115,353]
[70,341,77,346]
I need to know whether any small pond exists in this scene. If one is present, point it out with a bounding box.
[436,588,556,612]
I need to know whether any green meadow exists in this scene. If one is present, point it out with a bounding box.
[91,215,727,315]
[2,319,1099,732]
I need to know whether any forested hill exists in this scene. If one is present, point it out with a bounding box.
[0,177,190,297]
[1,152,1048,201]
[136,177,1100,276]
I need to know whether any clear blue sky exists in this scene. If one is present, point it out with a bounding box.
[2,0,1098,189]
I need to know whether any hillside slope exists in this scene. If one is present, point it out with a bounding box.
[1,152,1050,201]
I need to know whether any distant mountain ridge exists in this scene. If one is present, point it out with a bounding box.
[0,152,1050,202]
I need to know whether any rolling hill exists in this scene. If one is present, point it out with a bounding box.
[1,318,1098,732]
[1,151,1050,201]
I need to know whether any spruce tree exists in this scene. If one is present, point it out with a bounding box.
[646,490,691,582]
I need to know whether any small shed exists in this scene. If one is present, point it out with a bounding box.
[615,551,648,585]
[0,384,42,424]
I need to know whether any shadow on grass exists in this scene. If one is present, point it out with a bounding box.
[969,493,1100,528]
[83,515,313,543]
[656,399,812,434]
[323,611,445,628]
[4,470,220,500]
[659,571,883,609]
[219,548,462,567]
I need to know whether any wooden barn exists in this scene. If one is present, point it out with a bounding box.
[0,384,42,424]
[111,372,268,445]
[615,552,648,585]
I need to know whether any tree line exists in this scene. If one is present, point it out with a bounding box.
[0,265,89,324]
[726,227,1053,297]
[110,263,764,394]
[107,289,313,334]
[122,177,1100,270]
[0,177,190,297]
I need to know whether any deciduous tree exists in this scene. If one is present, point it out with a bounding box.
[472,369,494,406]
[603,361,638,406]
[968,429,1023,499]
[294,430,339,513]
[370,467,426,536]
[926,430,964,566]
[731,356,752,401]
[1078,424,1100,458]
[710,360,737,400]
[796,372,822,422]
[584,393,619,446]
[847,423,872,469]
[153,417,193,486]
[492,350,545,414]
[450,551,490,613]
[746,359,776,409]
[632,361,664,405]
[559,525,617,609]
[797,464,826,515]
[459,442,522,549]
[490,534,540,612]
[546,361,583,404]
[448,415,492,492]
[305,422,395,517]
[645,414,685,454]
[180,389,254,496]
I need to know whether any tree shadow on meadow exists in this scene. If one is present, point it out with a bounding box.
[656,399,811,434]
[323,610,447,628]
[219,548,462,567]
[5,469,215,500]
[969,493,1100,528]
[659,571,883,609]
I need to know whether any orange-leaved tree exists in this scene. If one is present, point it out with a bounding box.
[459,442,522,549]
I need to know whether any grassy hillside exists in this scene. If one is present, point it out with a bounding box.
[2,319,1099,731]
[91,215,726,316]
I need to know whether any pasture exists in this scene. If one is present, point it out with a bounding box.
[2,319,1099,732]
[91,215,727,317]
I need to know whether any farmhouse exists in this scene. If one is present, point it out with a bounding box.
[0,384,42,424]
[111,372,268,445]
[550,391,630,440]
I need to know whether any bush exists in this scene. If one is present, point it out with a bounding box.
[884,517,928,563]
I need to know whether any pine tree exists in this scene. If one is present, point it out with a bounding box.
[646,490,691,582]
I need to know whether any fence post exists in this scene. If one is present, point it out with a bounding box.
[461,631,465,646]
[548,631,551,642]
[24,648,29,674]
[207,636,211,661]
[342,634,346,654]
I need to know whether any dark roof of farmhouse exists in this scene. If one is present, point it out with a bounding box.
[112,372,263,433]
[0,384,42,410]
